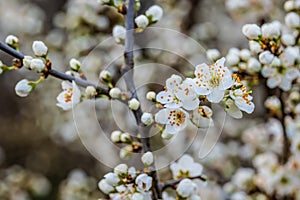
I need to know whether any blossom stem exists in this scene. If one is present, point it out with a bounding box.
[0,41,109,95]
[160,175,207,191]
[121,0,161,198]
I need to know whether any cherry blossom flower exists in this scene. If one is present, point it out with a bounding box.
[176,178,197,198]
[230,85,255,114]
[155,108,189,138]
[157,75,199,110]
[56,81,81,110]
[135,174,152,192]
[192,57,234,103]
[170,154,203,179]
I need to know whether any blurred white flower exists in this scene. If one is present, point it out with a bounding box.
[176,178,197,198]
[141,151,154,166]
[128,98,140,110]
[109,87,121,98]
[85,86,97,98]
[146,91,156,101]
[111,130,122,143]
[56,81,81,110]
[141,112,154,126]
[23,56,33,69]
[113,25,126,43]
[30,58,45,73]
[104,172,120,186]
[285,12,300,28]
[249,41,262,54]
[230,86,255,114]
[5,35,18,47]
[191,106,213,128]
[170,154,203,179]
[69,58,81,71]
[98,179,114,194]
[247,57,261,73]
[206,49,221,61]
[261,21,281,38]
[259,51,274,64]
[114,164,128,175]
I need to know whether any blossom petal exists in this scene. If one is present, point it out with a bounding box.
[206,89,224,103]
[155,109,169,124]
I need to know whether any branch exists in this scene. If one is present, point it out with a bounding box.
[0,42,109,95]
[121,0,161,198]
[160,175,207,191]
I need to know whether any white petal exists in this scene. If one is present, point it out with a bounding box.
[182,98,199,111]
[279,78,292,91]
[72,81,81,105]
[267,77,281,88]
[235,97,255,114]
[206,89,224,103]
[156,91,174,104]
[155,109,169,124]
[166,75,182,90]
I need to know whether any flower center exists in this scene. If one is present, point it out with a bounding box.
[169,110,186,126]
[64,88,73,103]
[209,72,221,87]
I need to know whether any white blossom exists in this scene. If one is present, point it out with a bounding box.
[100,70,111,82]
[225,99,243,119]
[113,25,126,43]
[69,58,81,71]
[104,172,120,186]
[259,51,274,64]
[141,112,154,126]
[146,91,156,101]
[155,108,189,138]
[176,178,197,198]
[191,106,213,128]
[261,21,281,38]
[135,15,149,28]
[56,81,81,110]
[111,130,122,143]
[249,41,262,54]
[98,179,114,194]
[114,164,128,175]
[145,5,163,22]
[141,151,154,166]
[15,79,33,97]
[281,34,296,46]
[85,86,97,97]
[242,24,261,39]
[135,174,152,192]
[247,57,261,73]
[23,56,33,69]
[206,49,221,61]
[170,154,203,179]
[239,49,251,61]
[5,35,18,46]
[284,0,295,11]
[109,87,121,98]
[30,58,45,73]
[230,86,255,114]
[192,57,234,103]
[120,132,132,143]
[285,12,300,28]
[32,41,48,56]
[128,98,140,110]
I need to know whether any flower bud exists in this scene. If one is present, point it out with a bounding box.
[30,58,45,73]
[261,21,281,38]
[109,87,121,98]
[239,49,251,61]
[226,53,240,66]
[259,51,274,64]
[242,24,261,39]
[98,179,114,194]
[191,106,213,128]
[135,15,149,28]
[247,58,261,73]
[85,86,97,98]
[15,79,33,97]
[281,34,296,46]
[285,12,300,28]
[284,1,295,11]
[32,41,48,56]
[120,132,132,143]
[111,130,122,143]
[100,70,111,83]
[249,41,262,54]
[146,91,156,101]
[104,172,119,186]
[5,35,19,48]
[69,58,81,71]
[128,98,140,110]
[114,163,128,175]
[23,56,33,69]
[141,151,154,166]
[176,179,197,198]
[206,49,221,61]
[146,5,163,22]
[141,112,154,125]
[113,25,126,43]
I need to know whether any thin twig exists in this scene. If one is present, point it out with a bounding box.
[121,0,161,198]
[0,41,109,95]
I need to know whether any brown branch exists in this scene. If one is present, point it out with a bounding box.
[279,89,290,164]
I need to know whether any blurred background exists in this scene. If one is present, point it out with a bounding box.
[0,0,289,199]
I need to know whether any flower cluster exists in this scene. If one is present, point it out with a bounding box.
[98,163,153,199]
[154,57,255,138]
